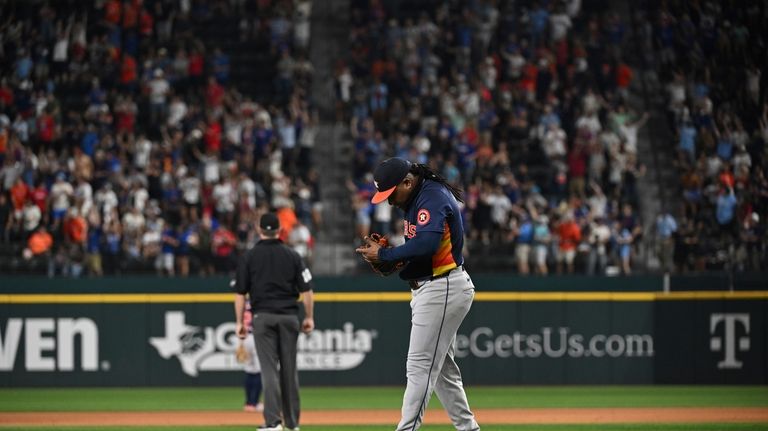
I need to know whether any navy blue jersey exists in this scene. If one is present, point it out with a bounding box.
[379,179,464,280]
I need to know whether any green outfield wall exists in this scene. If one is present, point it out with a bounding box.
[0,275,765,386]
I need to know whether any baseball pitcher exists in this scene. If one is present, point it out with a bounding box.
[356,157,480,431]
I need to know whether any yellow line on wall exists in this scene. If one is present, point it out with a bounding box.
[313,292,413,302]
[474,292,658,301]
[2,293,234,303]
[1,291,766,304]
[654,290,768,300]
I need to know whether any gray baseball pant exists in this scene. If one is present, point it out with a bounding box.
[251,312,301,429]
[396,268,480,431]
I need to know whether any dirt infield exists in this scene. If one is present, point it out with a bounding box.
[1,407,767,426]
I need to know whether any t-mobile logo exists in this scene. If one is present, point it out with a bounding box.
[710,313,750,369]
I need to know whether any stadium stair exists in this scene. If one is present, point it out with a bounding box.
[305,0,357,275]
[622,0,681,270]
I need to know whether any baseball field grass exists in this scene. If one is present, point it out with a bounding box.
[2,386,767,411]
[0,386,766,430]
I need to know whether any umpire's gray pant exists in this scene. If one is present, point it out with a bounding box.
[252,312,301,429]
[397,268,480,431]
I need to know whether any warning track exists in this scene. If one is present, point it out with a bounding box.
[1,407,767,426]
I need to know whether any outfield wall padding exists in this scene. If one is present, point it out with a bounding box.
[0,275,765,386]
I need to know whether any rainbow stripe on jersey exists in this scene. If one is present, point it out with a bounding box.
[431,222,458,276]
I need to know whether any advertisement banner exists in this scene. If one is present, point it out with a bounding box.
[457,301,655,385]
[1,297,764,386]
[654,299,766,384]
[0,303,409,387]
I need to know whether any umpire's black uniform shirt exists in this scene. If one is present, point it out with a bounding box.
[234,239,314,314]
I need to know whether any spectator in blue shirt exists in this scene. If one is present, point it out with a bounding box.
[529,3,549,47]
[369,78,389,112]
[176,224,194,277]
[102,218,122,275]
[656,211,678,272]
[513,214,534,274]
[15,50,33,81]
[656,212,678,238]
[81,125,99,158]
[716,135,733,161]
[88,79,106,107]
[85,223,103,276]
[539,104,561,129]
[456,140,477,182]
[252,118,274,159]
[533,214,551,275]
[160,227,179,276]
[716,186,738,238]
[678,122,696,162]
[616,224,633,275]
[212,47,231,85]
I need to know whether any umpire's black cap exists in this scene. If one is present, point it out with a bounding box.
[259,212,280,232]
[371,157,411,204]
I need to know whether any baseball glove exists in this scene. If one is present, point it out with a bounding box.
[365,233,404,276]
[235,342,249,363]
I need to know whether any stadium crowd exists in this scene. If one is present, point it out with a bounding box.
[643,0,767,272]
[0,0,320,276]
[1,0,764,278]
[342,0,649,275]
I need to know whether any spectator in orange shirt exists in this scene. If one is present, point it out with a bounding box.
[718,166,735,189]
[188,48,205,87]
[26,225,53,256]
[139,7,154,38]
[120,54,138,93]
[0,126,8,164]
[10,177,29,220]
[557,212,582,274]
[61,208,88,277]
[104,0,122,25]
[36,109,56,148]
[615,60,633,100]
[213,224,237,274]
[25,226,54,276]
[277,205,298,242]
[63,208,88,244]
[30,180,48,215]
[206,76,225,109]
[122,0,138,29]
[204,115,222,153]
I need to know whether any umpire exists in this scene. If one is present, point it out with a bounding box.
[234,212,315,431]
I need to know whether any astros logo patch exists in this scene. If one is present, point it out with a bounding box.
[417,209,431,225]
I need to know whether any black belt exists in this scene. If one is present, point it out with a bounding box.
[408,266,465,290]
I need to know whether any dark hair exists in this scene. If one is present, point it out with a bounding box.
[410,163,464,204]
